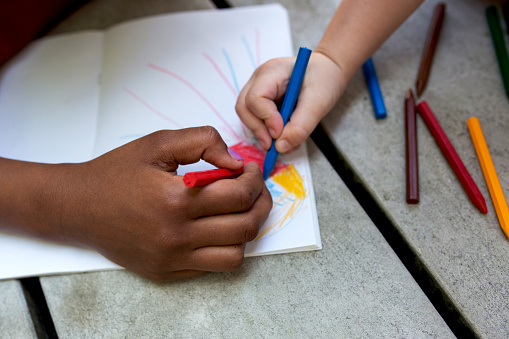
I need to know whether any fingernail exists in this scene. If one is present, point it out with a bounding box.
[277,140,291,153]
[228,147,244,161]
[268,128,276,138]
[264,138,274,151]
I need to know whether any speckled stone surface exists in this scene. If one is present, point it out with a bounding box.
[40,140,454,338]
[0,280,36,339]
[240,0,509,338]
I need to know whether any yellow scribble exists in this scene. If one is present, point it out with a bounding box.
[255,164,308,240]
[272,164,306,199]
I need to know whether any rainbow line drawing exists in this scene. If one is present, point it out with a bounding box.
[123,32,308,240]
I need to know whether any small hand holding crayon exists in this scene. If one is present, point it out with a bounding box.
[236,50,345,156]
[262,47,312,179]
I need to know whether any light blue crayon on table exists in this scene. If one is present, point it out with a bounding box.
[362,57,387,119]
[262,47,312,180]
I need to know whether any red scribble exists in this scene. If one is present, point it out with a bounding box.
[202,53,238,98]
[147,62,241,141]
[123,87,183,128]
[230,142,285,174]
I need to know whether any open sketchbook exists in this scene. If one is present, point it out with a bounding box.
[0,4,321,280]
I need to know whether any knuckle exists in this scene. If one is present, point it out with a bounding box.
[266,192,274,211]
[141,130,173,155]
[227,249,245,271]
[150,219,187,253]
[260,188,273,214]
[158,227,187,253]
[235,100,245,115]
[162,185,190,211]
[199,125,222,144]
[263,58,281,69]
[236,185,256,210]
[246,95,274,119]
[139,256,171,282]
[149,129,173,145]
[289,124,311,144]
[244,91,258,110]
[243,217,261,242]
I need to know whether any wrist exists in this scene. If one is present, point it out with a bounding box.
[40,162,86,245]
[309,51,350,106]
[313,47,356,85]
[0,158,82,244]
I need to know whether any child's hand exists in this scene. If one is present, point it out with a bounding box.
[3,127,272,281]
[236,52,345,153]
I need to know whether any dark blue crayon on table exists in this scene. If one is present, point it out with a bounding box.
[262,47,312,180]
[362,57,387,119]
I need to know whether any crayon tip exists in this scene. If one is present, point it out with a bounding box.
[472,188,488,214]
[406,198,419,204]
[478,200,488,214]
[406,88,415,100]
[415,79,425,97]
[262,156,273,180]
[263,171,269,181]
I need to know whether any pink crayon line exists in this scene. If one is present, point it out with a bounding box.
[202,53,249,138]
[202,52,249,138]
[202,53,250,138]
[123,87,182,128]
[202,53,238,98]
[147,62,241,141]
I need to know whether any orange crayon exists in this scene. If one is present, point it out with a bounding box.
[467,117,509,238]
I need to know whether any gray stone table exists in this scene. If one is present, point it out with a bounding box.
[242,0,509,337]
[0,280,37,338]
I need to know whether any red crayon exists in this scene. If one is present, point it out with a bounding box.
[183,168,243,187]
[416,101,487,213]
[405,89,419,204]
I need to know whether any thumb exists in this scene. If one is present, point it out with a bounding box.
[274,101,322,154]
[145,127,244,171]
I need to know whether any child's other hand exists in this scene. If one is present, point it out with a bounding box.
[236,52,345,153]
[56,127,272,281]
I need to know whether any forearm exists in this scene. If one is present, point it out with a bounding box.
[315,0,424,82]
[0,157,70,241]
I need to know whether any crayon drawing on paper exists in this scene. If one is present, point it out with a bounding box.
[121,32,310,244]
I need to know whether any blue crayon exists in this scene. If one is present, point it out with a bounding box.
[362,57,387,119]
[262,47,312,180]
